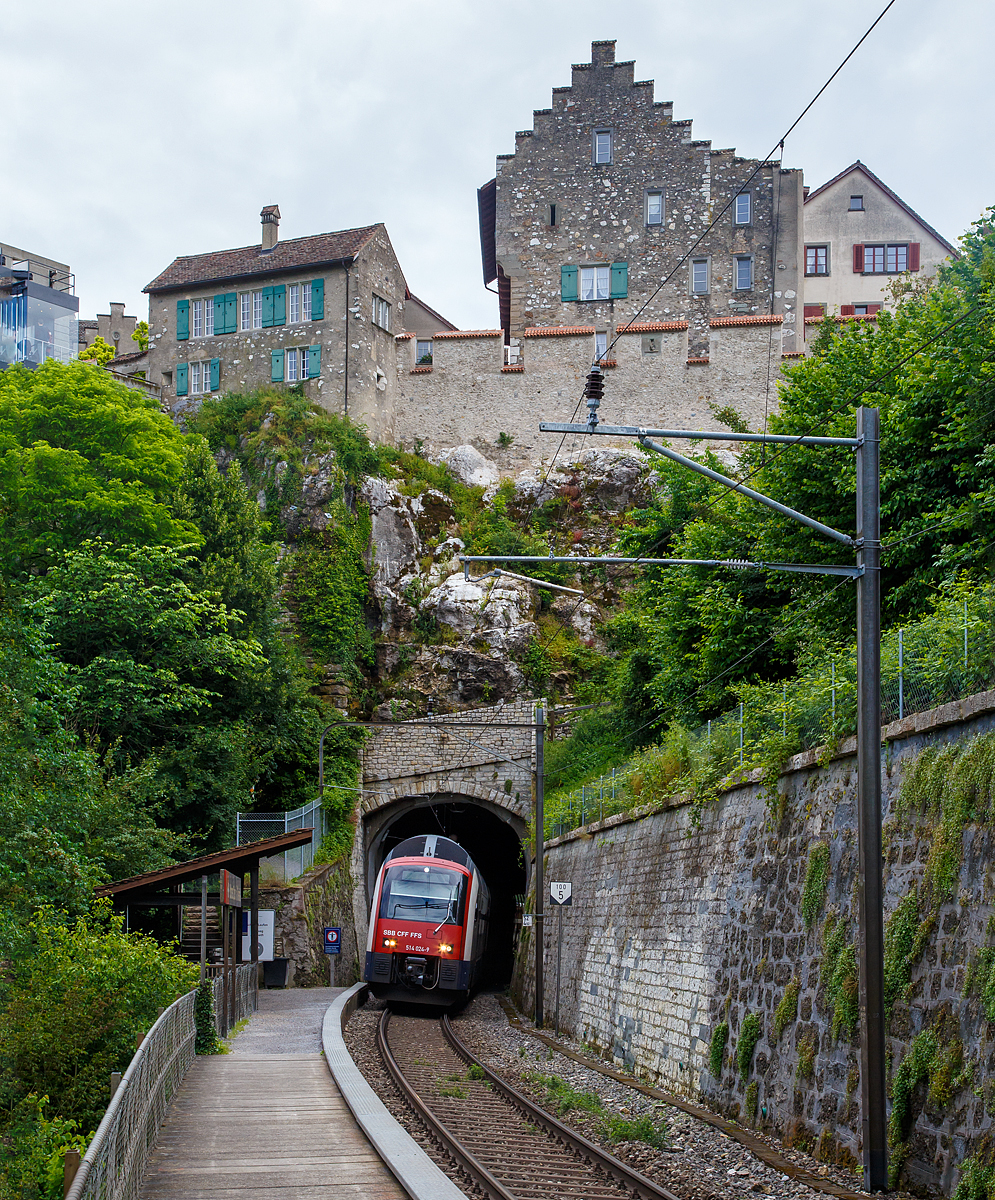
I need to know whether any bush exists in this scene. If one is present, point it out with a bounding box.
[736,1012,762,1079]
[708,1021,728,1077]
[0,1094,88,1200]
[0,907,197,1131]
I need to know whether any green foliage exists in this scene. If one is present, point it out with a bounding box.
[78,335,117,365]
[821,912,859,1040]
[497,431,514,447]
[0,1093,88,1200]
[0,907,196,1131]
[796,1034,816,1081]
[601,1111,669,1149]
[801,844,830,930]
[736,1012,762,1079]
[955,1139,995,1200]
[774,979,801,1040]
[745,1079,760,1123]
[709,1021,728,1077]
[883,887,926,1026]
[132,321,149,352]
[194,979,224,1054]
[0,360,195,574]
[525,1071,603,1115]
[289,510,373,678]
[889,1029,939,1186]
[467,1063,486,1081]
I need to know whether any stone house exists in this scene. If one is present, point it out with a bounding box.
[477,40,805,363]
[79,301,140,358]
[144,207,448,437]
[801,160,956,331]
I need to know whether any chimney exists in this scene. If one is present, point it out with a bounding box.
[260,205,281,252]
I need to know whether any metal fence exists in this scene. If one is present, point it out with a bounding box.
[66,991,196,1200]
[236,799,327,882]
[66,964,258,1200]
[547,586,995,839]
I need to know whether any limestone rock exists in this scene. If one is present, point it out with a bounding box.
[360,477,421,589]
[420,572,537,654]
[440,445,500,489]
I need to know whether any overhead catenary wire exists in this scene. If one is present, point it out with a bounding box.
[523,0,900,529]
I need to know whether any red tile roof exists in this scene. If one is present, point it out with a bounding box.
[409,366,433,374]
[710,315,783,327]
[621,321,689,332]
[501,365,525,373]
[687,356,710,364]
[144,224,381,293]
[431,329,502,339]
[804,313,879,324]
[523,326,596,337]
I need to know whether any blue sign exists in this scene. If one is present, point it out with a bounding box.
[323,927,341,955]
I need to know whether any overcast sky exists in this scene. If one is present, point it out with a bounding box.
[3,0,992,331]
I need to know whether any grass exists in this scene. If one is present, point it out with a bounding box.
[601,1111,669,1149]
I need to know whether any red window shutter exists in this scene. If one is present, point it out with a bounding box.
[803,305,825,318]
[908,242,921,271]
[868,303,883,314]
[852,244,864,272]
[840,304,856,316]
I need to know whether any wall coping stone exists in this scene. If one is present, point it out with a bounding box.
[710,315,783,327]
[431,329,502,339]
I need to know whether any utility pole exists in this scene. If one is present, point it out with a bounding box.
[534,700,545,1029]
[856,407,887,1190]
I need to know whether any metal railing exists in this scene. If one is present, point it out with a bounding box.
[237,800,326,881]
[546,584,995,839]
[66,963,258,1200]
[66,991,196,1200]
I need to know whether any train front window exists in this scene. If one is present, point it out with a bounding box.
[379,865,466,924]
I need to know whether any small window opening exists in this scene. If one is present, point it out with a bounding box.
[849,195,864,211]
[550,204,557,227]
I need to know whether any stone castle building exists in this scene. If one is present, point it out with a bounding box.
[143,42,955,467]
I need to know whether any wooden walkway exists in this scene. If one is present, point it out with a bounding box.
[139,989,407,1200]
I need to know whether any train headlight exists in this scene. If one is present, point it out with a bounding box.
[382,938,396,948]
[439,944,453,953]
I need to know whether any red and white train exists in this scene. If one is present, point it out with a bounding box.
[364,834,490,1006]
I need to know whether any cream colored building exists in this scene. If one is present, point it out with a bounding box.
[801,161,956,330]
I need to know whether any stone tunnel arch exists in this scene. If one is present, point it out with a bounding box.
[353,700,536,989]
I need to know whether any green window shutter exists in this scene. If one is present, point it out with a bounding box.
[261,286,275,328]
[271,348,284,382]
[213,295,225,334]
[176,362,189,395]
[311,278,324,320]
[273,285,286,326]
[610,261,628,299]
[210,358,220,391]
[224,292,237,333]
[560,265,578,302]
[307,344,321,379]
[176,299,189,340]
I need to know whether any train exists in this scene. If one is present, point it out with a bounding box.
[364,834,490,1006]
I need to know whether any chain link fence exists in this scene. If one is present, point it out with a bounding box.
[236,800,327,882]
[547,585,995,839]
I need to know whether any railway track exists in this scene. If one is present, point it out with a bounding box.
[378,1009,682,1200]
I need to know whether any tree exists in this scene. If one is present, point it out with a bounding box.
[131,320,149,352]
[77,336,116,366]
[0,360,196,575]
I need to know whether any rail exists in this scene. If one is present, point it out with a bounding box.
[66,963,257,1200]
[213,961,258,1036]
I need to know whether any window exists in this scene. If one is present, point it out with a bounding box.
[849,195,864,211]
[851,303,883,316]
[286,348,299,383]
[378,864,466,923]
[734,256,753,290]
[859,243,909,274]
[594,130,612,164]
[691,259,709,294]
[646,191,663,226]
[188,359,218,395]
[595,332,608,362]
[805,245,829,275]
[580,266,610,301]
[271,345,320,382]
[416,339,433,365]
[372,295,390,331]
[191,299,214,338]
[734,193,751,225]
[550,204,557,227]
[288,284,313,324]
[241,291,262,330]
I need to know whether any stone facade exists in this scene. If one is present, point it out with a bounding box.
[513,691,995,1194]
[480,41,804,361]
[144,209,433,437]
[393,318,792,468]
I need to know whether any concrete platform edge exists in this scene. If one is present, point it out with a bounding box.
[322,983,469,1200]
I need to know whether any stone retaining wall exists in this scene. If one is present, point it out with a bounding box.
[513,692,995,1194]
